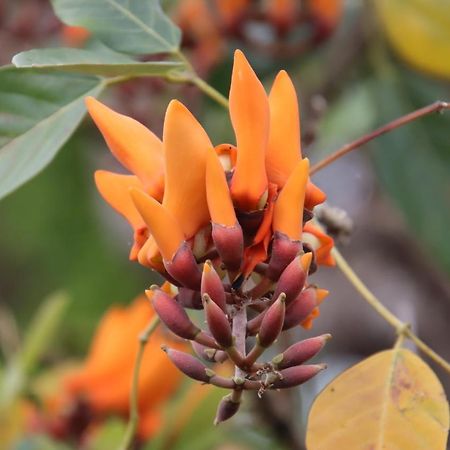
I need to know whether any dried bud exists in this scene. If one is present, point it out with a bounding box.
[146,287,199,340]
[211,222,244,272]
[272,334,331,369]
[273,253,312,304]
[201,261,227,312]
[202,294,233,348]
[176,287,203,309]
[266,231,302,281]
[191,341,228,363]
[257,293,286,348]
[162,347,213,383]
[214,393,241,425]
[164,242,202,290]
[271,364,326,389]
[283,287,329,331]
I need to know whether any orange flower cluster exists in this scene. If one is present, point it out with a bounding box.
[88,50,333,423]
[29,297,184,443]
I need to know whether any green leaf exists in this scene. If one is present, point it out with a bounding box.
[51,0,181,55]
[0,67,104,200]
[12,48,183,77]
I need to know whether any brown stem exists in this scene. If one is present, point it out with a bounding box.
[310,101,450,175]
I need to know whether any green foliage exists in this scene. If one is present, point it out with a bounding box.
[51,0,181,55]
[0,68,104,200]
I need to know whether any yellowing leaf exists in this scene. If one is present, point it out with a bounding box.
[306,349,449,450]
[376,0,450,79]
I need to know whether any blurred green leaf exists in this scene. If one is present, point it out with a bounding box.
[51,0,181,55]
[13,48,183,77]
[0,67,104,200]
[86,418,127,450]
[13,435,71,450]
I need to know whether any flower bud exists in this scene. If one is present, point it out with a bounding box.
[201,261,227,312]
[191,341,228,363]
[146,287,199,340]
[211,223,244,272]
[272,334,331,369]
[164,242,202,290]
[271,364,326,389]
[257,293,286,348]
[176,287,202,310]
[273,252,312,304]
[162,347,213,383]
[266,231,302,281]
[202,294,233,348]
[282,287,329,331]
[214,393,241,425]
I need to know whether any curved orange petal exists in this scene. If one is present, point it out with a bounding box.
[206,149,237,226]
[303,222,335,266]
[130,188,185,262]
[85,97,164,200]
[266,70,301,188]
[272,159,309,240]
[162,100,212,239]
[229,50,269,211]
[215,143,237,171]
[305,181,327,209]
[94,170,145,231]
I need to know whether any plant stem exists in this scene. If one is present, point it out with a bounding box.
[117,316,160,450]
[190,76,229,109]
[310,101,450,175]
[332,247,450,374]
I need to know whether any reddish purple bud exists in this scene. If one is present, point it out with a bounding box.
[214,394,241,425]
[164,242,202,290]
[273,253,312,304]
[257,293,286,348]
[272,334,331,369]
[211,222,243,272]
[191,341,228,363]
[271,364,326,389]
[282,286,327,331]
[201,260,227,312]
[246,311,265,336]
[162,347,213,383]
[176,287,203,309]
[203,294,233,348]
[146,287,199,340]
[266,231,302,281]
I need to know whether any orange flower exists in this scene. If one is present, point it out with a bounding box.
[63,296,185,438]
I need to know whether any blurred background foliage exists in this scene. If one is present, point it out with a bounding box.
[0,0,449,448]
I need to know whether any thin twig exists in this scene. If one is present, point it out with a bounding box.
[332,247,450,374]
[118,316,160,450]
[310,101,450,175]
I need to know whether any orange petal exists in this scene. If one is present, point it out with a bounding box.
[229,50,269,211]
[266,70,301,188]
[303,223,335,266]
[130,188,185,262]
[94,170,146,231]
[206,149,237,226]
[272,159,309,240]
[85,97,164,200]
[215,143,237,171]
[305,181,327,209]
[162,100,212,239]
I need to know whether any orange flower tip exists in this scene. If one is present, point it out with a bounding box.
[300,252,313,272]
[203,260,212,274]
[316,288,329,303]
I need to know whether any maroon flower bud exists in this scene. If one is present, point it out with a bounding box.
[266,231,302,281]
[176,287,203,309]
[257,293,286,348]
[211,222,243,272]
[272,334,331,369]
[282,287,328,331]
[273,253,312,304]
[146,287,200,340]
[201,260,227,312]
[271,364,326,389]
[214,393,241,425]
[203,294,233,348]
[162,347,213,383]
[164,242,202,290]
[191,341,228,363]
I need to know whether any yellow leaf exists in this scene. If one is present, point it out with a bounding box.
[306,349,449,450]
[376,0,450,79]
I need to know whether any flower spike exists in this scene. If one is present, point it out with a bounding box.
[229,50,269,211]
[85,97,164,200]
